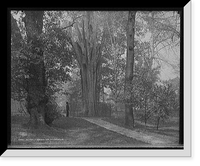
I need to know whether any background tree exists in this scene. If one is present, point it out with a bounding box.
[152,83,177,130]
[131,55,160,127]
[99,12,127,109]
[131,35,161,123]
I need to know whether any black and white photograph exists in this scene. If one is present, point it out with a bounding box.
[5,4,192,157]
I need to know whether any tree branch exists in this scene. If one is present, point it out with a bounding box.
[69,33,81,66]
[61,15,83,30]
[97,30,106,60]
[154,21,180,38]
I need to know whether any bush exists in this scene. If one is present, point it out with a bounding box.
[68,101,83,117]
[97,102,112,117]
[44,102,61,125]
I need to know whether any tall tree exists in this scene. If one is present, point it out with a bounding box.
[23,11,48,127]
[68,11,105,116]
[124,11,136,127]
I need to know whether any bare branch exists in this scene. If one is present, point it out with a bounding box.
[154,21,180,38]
[96,30,106,63]
[154,36,171,48]
[155,41,173,53]
[61,15,84,30]
[61,22,75,30]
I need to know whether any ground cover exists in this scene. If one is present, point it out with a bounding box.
[10,115,148,148]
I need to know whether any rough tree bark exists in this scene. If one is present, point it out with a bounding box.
[70,12,105,116]
[124,11,136,128]
[23,11,48,128]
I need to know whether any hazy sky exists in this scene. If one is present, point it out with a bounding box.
[139,30,180,81]
[156,43,180,80]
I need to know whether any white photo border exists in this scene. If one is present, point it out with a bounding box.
[3,3,191,156]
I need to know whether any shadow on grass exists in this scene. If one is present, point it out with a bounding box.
[102,117,179,138]
[52,117,99,129]
[11,115,149,147]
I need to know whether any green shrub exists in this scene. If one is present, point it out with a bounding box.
[97,102,112,117]
[44,102,61,125]
[68,101,82,117]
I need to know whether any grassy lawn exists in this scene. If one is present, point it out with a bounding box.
[102,116,179,142]
[10,115,149,148]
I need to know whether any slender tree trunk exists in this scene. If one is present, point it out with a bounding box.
[96,60,102,115]
[144,110,147,128]
[101,86,105,102]
[144,98,147,128]
[156,116,160,130]
[19,100,27,115]
[124,11,136,128]
[80,66,89,115]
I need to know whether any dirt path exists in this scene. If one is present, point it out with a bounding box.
[82,117,179,147]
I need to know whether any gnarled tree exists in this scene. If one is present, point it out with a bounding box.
[23,11,48,127]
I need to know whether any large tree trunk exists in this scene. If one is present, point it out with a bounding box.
[23,11,47,128]
[87,64,97,116]
[70,12,104,117]
[124,11,136,128]
[80,63,98,116]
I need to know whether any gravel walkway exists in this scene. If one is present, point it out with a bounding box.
[82,117,179,147]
